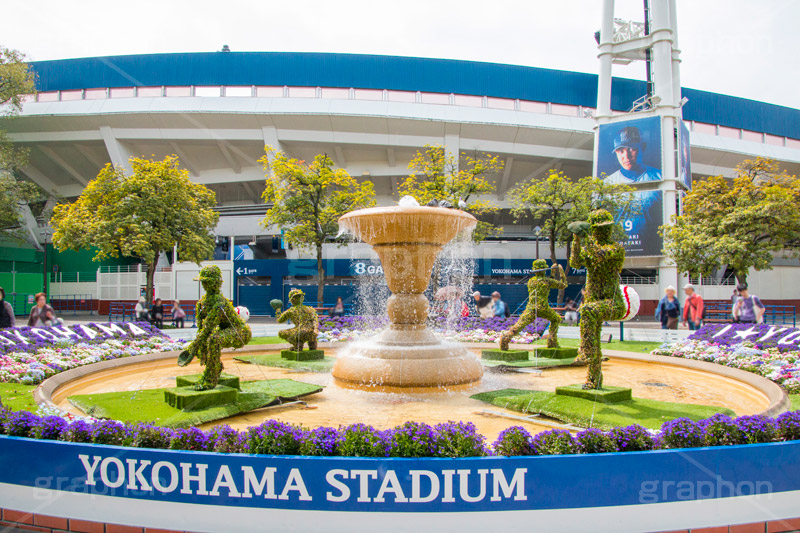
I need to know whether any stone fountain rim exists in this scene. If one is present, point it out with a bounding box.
[339,205,478,225]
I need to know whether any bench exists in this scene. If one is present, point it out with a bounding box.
[108,302,136,322]
[164,304,197,328]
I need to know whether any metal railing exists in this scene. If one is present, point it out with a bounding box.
[50,294,96,315]
[23,85,800,148]
[688,275,737,286]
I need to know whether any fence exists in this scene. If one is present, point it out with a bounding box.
[704,301,796,327]
[49,294,96,315]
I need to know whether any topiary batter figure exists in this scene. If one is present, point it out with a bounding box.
[500,259,567,350]
[177,265,252,390]
[569,209,626,389]
[277,288,319,351]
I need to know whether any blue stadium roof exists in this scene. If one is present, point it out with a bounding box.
[29,52,799,140]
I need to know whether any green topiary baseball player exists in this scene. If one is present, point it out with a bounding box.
[499,259,567,350]
[177,265,252,390]
[569,209,626,389]
[277,288,319,351]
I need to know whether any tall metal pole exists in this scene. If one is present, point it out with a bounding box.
[643,0,653,101]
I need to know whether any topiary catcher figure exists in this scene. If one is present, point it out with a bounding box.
[177,265,252,390]
[277,288,319,351]
[569,209,626,390]
[500,260,567,350]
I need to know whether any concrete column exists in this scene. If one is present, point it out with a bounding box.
[668,0,683,119]
[650,1,675,109]
[99,126,132,172]
[596,0,615,117]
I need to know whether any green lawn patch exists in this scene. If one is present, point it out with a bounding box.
[0,383,37,412]
[790,394,800,411]
[68,379,323,428]
[235,352,335,372]
[471,388,734,430]
[528,338,661,354]
[481,356,576,369]
[481,349,529,362]
[248,336,287,345]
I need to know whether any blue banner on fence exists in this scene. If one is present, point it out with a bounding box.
[1,436,798,513]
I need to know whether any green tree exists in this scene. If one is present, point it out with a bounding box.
[1,46,37,174]
[508,171,636,302]
[0,46,45,242]
[398,145,503,242]
[260,147,376,306]
[51,156,219,303]
[662,158,800,285]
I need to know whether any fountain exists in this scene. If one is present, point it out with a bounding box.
[332,202,484,387]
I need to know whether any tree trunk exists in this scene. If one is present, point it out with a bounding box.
[146,258,158,306]
[550,228,564,305]
[316,243,325,307]
[735,270,748,287]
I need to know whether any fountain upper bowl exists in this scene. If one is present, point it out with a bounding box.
[339,206,477,246]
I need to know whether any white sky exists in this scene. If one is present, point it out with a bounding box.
[2,0,797,109]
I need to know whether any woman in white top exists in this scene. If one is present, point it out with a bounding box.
[134,296,149,321]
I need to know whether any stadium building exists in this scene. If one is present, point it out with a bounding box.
[3,49,800,317]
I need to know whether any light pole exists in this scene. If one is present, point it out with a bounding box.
[533,225,542,260]
[41,226,53,294]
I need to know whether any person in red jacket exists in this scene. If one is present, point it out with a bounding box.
[682,283,705,330]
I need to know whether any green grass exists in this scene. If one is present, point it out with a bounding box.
[68,379,323,428]
[790,394,800,411]
[235,352,335,372]
[481,356,577,369]
[0,383,37,411]
[248,336,287,345]
[471,388,735,430]
[528,338,661,354]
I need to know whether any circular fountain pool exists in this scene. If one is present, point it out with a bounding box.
[48,345,774,442]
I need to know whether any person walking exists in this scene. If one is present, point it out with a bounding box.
[0,288,15,328]
[491,291,509,317]
[150,298,165,328]
[563,297,579,326]
[27,293,56,327]
[655,286,680,330]
[732,283,765,324]
[171,300,186,328]
[682,283,705,330]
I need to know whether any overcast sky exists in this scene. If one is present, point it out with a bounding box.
[2,0,797,109]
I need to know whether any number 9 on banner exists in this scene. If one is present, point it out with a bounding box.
[619,285,640,322]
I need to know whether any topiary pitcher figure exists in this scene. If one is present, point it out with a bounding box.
[499,259,567,350]
[177,265,252,390]
[277,288,319,351]
[569,209,625,389]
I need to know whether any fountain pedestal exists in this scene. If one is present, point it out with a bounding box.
[333,206,484,387]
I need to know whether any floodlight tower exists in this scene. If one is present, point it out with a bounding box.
[594,0,687,297]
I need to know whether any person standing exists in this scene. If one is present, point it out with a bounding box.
[563,297,579,326]
[472,291,494,318]
[0,288,15,328]
[171,300,186,328]
[27,293,56,327]
[732,283,765,324]
[491,291,509,317]
[682,283,705,330]
[150,298,165,328]
[655,286,680,330]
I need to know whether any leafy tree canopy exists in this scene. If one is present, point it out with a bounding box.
[398,145,502,241]
[661,157,800,284]
[1,46,37,173]
[260,147,376,305]
[51,155,219,302]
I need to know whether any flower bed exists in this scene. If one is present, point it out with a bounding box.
[317,315,548,344]
[1,407,798,457]
[0,322,187,385]
[652,324,800,393]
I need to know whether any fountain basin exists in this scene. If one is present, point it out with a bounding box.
[334,205,483,388]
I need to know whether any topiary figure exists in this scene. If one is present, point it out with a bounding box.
[277,288,319,351]
[177,265,252,390]
[569,209,625,389]
[500,259,566,350]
